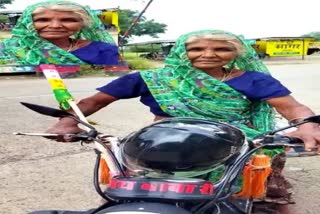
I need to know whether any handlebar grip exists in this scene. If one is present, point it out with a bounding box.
[261,135,304,149]
[281,136,319,156]
[280,136,304,144]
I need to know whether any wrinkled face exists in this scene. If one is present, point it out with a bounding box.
[186,39,238,71]
[33,10,84,40]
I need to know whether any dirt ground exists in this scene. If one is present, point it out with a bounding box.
[0,59,319,214]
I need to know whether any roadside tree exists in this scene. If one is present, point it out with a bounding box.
[118,9,167,44]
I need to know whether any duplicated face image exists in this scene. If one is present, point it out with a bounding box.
[33,10,84,40]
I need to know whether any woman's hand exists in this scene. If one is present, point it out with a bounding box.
[285,125,320,152]
[46,118,84,142]
[267,95,320,152]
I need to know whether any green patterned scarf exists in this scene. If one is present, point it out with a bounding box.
[140,30,275,139]
[0,0,115,65]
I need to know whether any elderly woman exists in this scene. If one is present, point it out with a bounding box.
[47,30,320,213]
[0,0,118,65]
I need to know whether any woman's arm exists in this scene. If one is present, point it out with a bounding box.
[267,95,320,151]
[73,92,118,116]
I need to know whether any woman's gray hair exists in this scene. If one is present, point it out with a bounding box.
[32,4,92,27]
[186,34,246,56]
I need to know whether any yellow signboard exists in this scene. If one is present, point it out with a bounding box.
[253,39,313,57]
[309,41,320,48]
[268,41,305,56]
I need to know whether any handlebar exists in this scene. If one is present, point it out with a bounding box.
[14,131,97,142]
[252,134,304,148]
[251,135,319,157]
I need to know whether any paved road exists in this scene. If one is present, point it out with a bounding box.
[0,64,319,213]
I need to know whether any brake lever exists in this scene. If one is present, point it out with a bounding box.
[265,143,304,148]
[286,149,319,157]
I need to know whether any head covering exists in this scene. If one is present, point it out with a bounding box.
[0,0,115,65]
[140,29,275,139]
[165,29,269,72]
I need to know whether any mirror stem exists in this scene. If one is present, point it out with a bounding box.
[66,116,96,130]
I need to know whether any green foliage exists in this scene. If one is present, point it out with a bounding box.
[74,65,104,77]
[122,52,140,59]
[127,44,162,53]
[78,68,105,77]
[130,19,167,37]
[118,9,167,44]
[302,32,320,40]
[0,59,7,64]
[126,57,153,70]
[0,14,9,22]
[0,0,14,9]
[123,52,163,70]
[77,56,161,77]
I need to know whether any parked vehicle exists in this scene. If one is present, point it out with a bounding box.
[251,37,320,58]
[140,52,167,60]
[15,102,320,214]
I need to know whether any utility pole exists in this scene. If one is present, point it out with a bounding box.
[118,0,154,47]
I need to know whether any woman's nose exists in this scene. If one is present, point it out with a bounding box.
[203,49,217,57]
[49,20,62,28]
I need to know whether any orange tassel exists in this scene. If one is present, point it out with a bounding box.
[99,157,110,185]
[234,163,254,198]
[234,154,272,199]
[251,154,272,198]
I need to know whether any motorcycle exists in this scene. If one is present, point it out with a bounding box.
[15,102,320,214]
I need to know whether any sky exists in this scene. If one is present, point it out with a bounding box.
[2,0,319,42]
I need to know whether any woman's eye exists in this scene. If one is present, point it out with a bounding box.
[215,47,235,52]
[61,18,81,22]
[33,18,80,23]
[33,18,49,22]
[187,47,204,52]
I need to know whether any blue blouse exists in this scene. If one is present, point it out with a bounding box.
[71,41,118,65]
[97,71,291,116]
